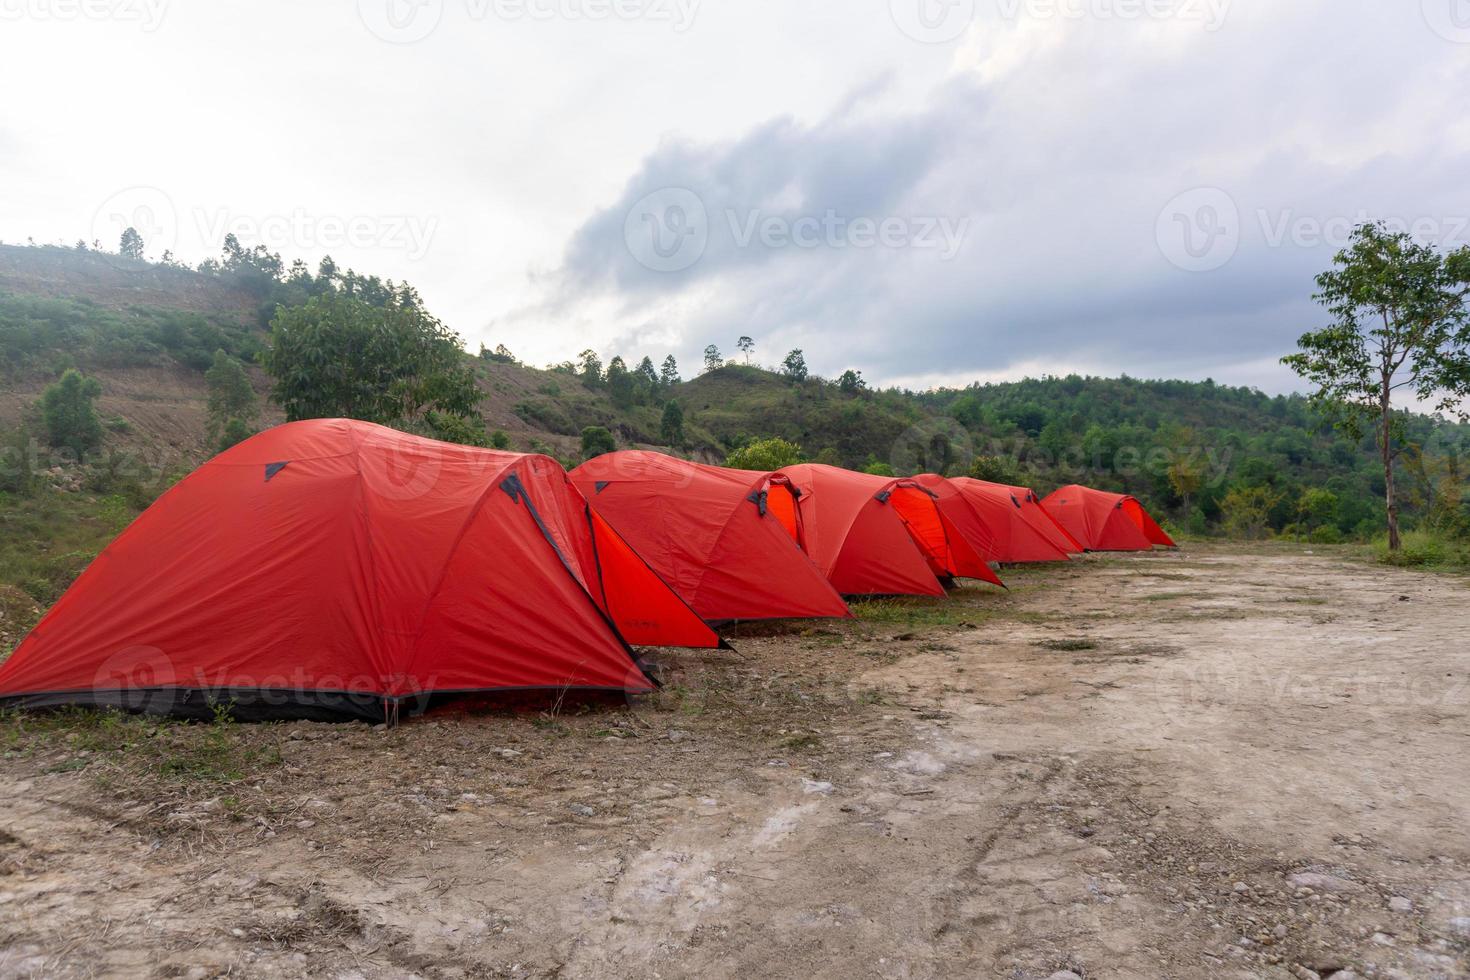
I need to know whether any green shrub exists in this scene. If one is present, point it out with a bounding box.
[40,369,104,457]
[1374,529,1469,568]
[580,426,616,458]
[725,436,804,471]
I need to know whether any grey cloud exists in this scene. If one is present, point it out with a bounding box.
[523,0,1470,392]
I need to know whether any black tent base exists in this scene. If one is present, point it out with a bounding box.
[0,688,385,723]
[0,684,658,724]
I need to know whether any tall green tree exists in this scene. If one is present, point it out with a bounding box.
[118,227,145,261]
[40,368,104,457]
[634,356,660,401]
[1282,223,1470,550]
[702,344,723,374]
[660,355,681,388]
[578,349,604,389]
[606,355,635,408]
[781,349,808,383]
[737,335,754,363]
[660,399,684,446]
[261,292,482,428]
[204,350,258,450]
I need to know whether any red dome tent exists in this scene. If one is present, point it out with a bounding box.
[570,452,850,622]
[0,420,720,722]
[916,476,1076,563]
[907,474,1005,563]
[773,464,1003,596]
[1040,485,1177,552]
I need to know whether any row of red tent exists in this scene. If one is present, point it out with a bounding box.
[0,420,1174,722]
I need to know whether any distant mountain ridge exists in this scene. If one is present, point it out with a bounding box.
[2,242,1465,543]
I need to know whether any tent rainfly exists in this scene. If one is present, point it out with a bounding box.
[0,420,721,722]
[570,451,850,623]
[1040,484,1177,552]
[773,464,1004,596]
[917,475,1078,563]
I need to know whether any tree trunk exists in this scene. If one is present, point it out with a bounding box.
[1381,384,1401,551]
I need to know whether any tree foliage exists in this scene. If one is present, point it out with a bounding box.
[118,227,145,261]
[580,425,616,458]
[40,368,104,457]
[261,292,482,430]
[781,349,808,382]
[660,400,684,446]
[703,344,723,374]
[1282,223,1470,548]
[724,436,804,471]
[204,350,257,451]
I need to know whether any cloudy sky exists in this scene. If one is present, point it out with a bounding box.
[2,0,1467,392]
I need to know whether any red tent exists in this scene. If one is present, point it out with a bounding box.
[0,420,720,722]
[570,452,850,622]
[774,464,1003,596]
[908,474,1004,563]
[915,475,1074,563]
[1004,482,1086,555]
[1040,484,1177,552]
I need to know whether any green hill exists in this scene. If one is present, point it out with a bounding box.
[1,241,1466,642]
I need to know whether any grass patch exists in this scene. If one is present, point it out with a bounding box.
[0,487,150,611]
[849,585,1012,629]
[1037,638,1098,652]
[1140,592,1197,602]
[2,702,284,786]
[1372,530,1470,570]
[777,733,822,751]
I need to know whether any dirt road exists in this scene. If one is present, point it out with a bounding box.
[2,544,1467,979]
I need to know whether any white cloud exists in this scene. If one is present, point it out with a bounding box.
[2,0,1466,391]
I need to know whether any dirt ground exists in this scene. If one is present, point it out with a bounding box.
[2,543,1468,979]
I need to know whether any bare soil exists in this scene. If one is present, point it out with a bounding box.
[2,544,1467,979]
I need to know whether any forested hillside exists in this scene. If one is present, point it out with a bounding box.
[2,240,1467,643]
